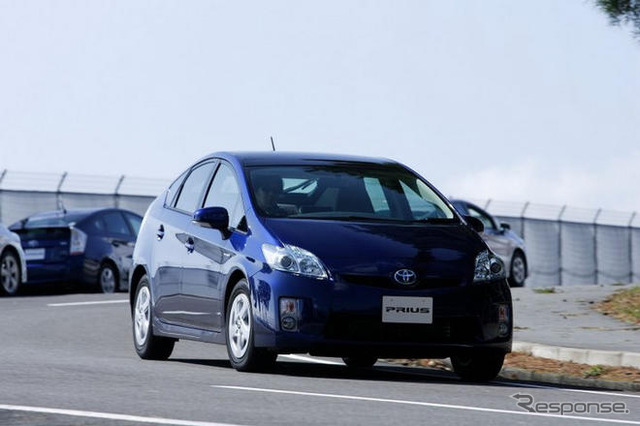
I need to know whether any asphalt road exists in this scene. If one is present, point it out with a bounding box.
[1,290,639,426]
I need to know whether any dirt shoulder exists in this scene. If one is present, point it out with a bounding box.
[392,352,640,385]
[595,285,640,325]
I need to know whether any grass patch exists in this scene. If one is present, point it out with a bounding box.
[596,286,640,324]
[533,287,556,294]
[584,365,606,378]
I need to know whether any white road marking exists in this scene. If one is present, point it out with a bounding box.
[48,300,128,307]
[0,404,240,426]
[504,381,640,399]
[280,354,344,365]
[213,385,640,425]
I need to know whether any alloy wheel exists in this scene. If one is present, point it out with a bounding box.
[511,256,526,284]
[100,266,116,293]
[134,286,151,347]
[1,254,19,294]
[228,293,251,359]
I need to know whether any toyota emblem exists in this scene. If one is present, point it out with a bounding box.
[394,269,417,285]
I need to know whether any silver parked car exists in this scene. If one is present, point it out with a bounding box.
[1,223,27,296]
[451,200,527,287]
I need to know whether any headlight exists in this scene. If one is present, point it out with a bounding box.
[473,250,505,283]
[262,244,329,279]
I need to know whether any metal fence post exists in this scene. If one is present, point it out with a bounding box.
[558,205,567,286]
[520,202,530,240]
[593,208,602,285]
[56,172,68,211]
[114,175,125,208]
[629,212,637,284]
[0,169,7,223]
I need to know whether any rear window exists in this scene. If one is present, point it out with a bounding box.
[18,213,87,229]
[14,227,70,240]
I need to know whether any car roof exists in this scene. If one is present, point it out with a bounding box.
[27,207,126,220]
[201,151,402,167]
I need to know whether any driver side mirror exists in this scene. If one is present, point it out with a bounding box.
[500,222,511,231]
[193,207,230,239]
[464,216,484,233]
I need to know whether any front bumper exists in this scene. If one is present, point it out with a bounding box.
[249,271,513,358]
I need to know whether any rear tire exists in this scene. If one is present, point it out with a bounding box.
[342,356,378,369]
[508,252,526,288]
[0,251,21,297]
[98,263,118,293]
[132,276,175,360]
[226,279,277,371]
[451,350,505,382]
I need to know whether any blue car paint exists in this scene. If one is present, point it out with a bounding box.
[11,208,141,290]
[131,152,512,358]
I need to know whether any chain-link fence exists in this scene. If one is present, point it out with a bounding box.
[1,170,638,287]
[0,170,166,225]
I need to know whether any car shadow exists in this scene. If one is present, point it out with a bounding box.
[168,357,605,392]
[10,282,126,297]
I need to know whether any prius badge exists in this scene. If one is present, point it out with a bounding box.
[394,269,417,285]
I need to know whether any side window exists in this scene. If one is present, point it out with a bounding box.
[102,212,131,236]
[467,206,496,230]
[124,213,142,237]
[204,163,244,229]
[83,216,106,234]
[165,170,188,207]
[174,162,217,213]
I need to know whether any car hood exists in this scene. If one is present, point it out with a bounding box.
[262,218,487,282]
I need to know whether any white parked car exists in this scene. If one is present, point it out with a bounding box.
[451,200,528,287]
[1,223,27,296]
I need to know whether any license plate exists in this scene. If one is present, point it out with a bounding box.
[382,296,433,324]
[24,248,45,261]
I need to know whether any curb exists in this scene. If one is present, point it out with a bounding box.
[513,341,640,369]
[500,367,640,392]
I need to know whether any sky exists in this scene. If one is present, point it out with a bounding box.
[1,1,639,212]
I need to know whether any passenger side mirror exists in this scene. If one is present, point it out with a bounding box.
[500,222,511,231]
[464,216,484,233]
[193,207,230,238]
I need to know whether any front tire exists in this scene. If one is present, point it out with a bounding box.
[0,251,21,297]
[133,276,175,360]
[225,279,276,371]
[508,252,527,288]
[451,350,505,382]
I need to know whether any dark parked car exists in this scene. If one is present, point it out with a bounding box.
[1,223,28,296]
[451,200,528,287]
[130,152,512,381]
[10,208,142,293]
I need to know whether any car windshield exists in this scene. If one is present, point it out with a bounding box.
[246,164,457,223]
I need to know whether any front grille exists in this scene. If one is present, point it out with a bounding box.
[340,274,459,290]
[324,314,475,343]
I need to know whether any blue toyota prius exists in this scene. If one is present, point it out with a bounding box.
[130,152,512,381]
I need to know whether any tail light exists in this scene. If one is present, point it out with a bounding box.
[70,228,87,255]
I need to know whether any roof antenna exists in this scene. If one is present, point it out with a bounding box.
[270,136,276,152]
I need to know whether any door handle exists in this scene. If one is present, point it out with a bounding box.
[157,225,165,241]
[185,238,195,253]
